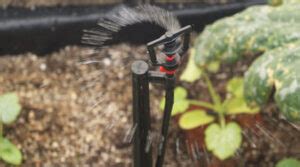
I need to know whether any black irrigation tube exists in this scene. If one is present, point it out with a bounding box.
[0,0,266,55]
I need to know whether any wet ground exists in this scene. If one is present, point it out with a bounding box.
[0,44,299,167]
[0,45,143,166]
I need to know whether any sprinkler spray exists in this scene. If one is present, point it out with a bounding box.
[82,5,192,167]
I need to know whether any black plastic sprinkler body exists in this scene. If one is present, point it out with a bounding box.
[131,25,192,167]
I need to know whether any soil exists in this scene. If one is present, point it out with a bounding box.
[0,45,144,167]
[1,44,299,167]
[0,44,195,167]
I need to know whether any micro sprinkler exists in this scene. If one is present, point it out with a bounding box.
[82,5,192,167]
[132,25,192,167]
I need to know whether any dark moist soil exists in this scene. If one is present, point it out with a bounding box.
[0,44,299,167]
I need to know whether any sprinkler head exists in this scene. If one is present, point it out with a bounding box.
[147,25,192,63]
[146,25,192,74]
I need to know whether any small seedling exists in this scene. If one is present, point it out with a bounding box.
[0,93,22,165]
[161,74,259,160]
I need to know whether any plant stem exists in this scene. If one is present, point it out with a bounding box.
[219,108,226,128]
[202,72,226,128]
[188,100,215,110]
[202,72,222,107]
[0,120,2,137]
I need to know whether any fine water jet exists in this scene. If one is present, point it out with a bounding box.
[83,5,192,167]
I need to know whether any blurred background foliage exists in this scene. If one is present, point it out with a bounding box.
[0,0,248,8]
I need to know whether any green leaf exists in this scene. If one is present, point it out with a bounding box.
[276,158,300,167]
[194,3,300,68]
[205,122,242,160]
[0,93,21,124]
[174,87,188,99]
[180,49,202,82]
[226,77,244,97]
[207,61,220,73]
[224,97,259,115]
[245,42,300,122]
[179,110,215,130]
[224,77,259,115]
[160,87,189,116]
[0,137,22,165]
[192,0,300,121]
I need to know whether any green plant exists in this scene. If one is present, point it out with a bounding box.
[276,158,300,167]
[192,0,300,70]
[160,75,258,160]
[245,42,300,121]
[182,0,300,121]
[0,93,22,165]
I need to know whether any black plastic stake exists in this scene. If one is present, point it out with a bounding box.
[131,25,192,167]
[155,75,175,167]
[131,60,152,167]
